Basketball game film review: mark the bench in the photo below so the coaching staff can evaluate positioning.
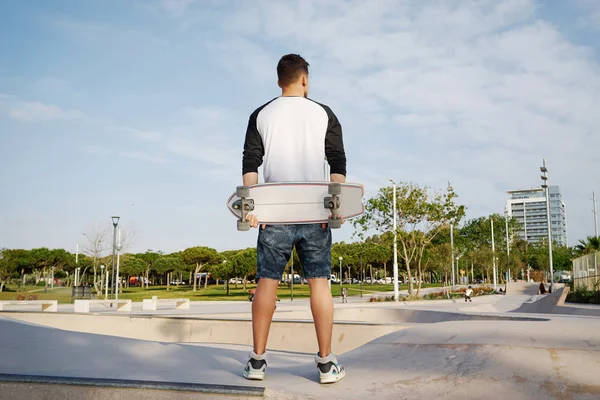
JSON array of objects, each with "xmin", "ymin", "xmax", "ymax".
[
  {"xmin": 142, "ymin": 297, "xmax": 190, "ymax": 311},
  {"xmin": 0, "ymin": 300, "xmax": 58, "ymax": 312},
  {"xmin": 73, "ymin": 299, "xmax": 132, "ymax": 313}
]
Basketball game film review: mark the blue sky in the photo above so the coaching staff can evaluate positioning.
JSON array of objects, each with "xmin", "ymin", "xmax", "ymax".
[{"xmin": 1, "ymin": 0, "xmax": 599, "ymax": 256}]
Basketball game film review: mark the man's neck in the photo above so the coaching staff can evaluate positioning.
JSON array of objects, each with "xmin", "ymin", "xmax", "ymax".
[{"xmin": 281, "ymin": 86, "xmax": 305, "ymax": 97}]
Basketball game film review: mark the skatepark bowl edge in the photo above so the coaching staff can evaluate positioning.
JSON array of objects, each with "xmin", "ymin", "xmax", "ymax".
[{"xmin": 2, "ymin": 283, "xmax": 600, "ymax": 399}]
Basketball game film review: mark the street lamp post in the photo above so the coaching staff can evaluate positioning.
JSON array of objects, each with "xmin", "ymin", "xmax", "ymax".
[
  {"xmin": 540, "ymin": 159, "xmax": 554, "ymax": 290},
  {"xmin": 105, "ymin": 269, "xmax": 109, "ymax": 299},
  {"xmin": 100, "ymin": 265, "xmax": 105, "ymax": 298},
  {"xmin": 505, "ymin": 207, "xmax": 511, "ymax": 285},
  {"xmin": 75, "ymin": 243, "xmax": 79, "ymax": 287},
  {"xmin": 110, "ymin": 216, "xmax": 120, "ymax": 302},
  {"xmin": 450, "ymin": 223, "xmax": 455, "ymax": 290},
  {"xmin": 339, "ymin": 256, "xmax": 343, "ymax": 287},
  {"xmin": 115, "ymin": 228, "xmax": 122, "ymax": 300},
  {"xmin": 393, "ymin": 184, "xmax": 399, "ymax": 302},
  {"xmin": 290, "ymin": 252, "xmax": 294, "ymax": 302},
  {"xmin": 491, "ymin": 217, "xmax": 497, "ymax": 290}
]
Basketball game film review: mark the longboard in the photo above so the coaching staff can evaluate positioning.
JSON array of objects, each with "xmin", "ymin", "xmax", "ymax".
[{"xmin": 226, "ymin": 182, "xmax": 364, "ymax": 231}]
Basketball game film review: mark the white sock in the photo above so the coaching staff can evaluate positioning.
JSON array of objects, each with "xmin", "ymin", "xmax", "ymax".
[
  {"xmin": 315, "ymin": 352, "xmax": 336, "ymax": 364},
  {"xmin": 250, "ymin": 350, "xmax": 266, "ymax": 360}
]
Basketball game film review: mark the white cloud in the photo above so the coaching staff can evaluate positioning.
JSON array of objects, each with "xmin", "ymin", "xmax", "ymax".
[
  {"xmin": 9, "ymin": 101, "xmax": 85, "ymax": 121},
  {"xmin": 192, "ymin": 0, "xmax": 600, "ymax": 244}
]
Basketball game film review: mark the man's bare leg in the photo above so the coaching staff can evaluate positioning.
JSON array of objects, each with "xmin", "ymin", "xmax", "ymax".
[
  {"xmin": 252, "ymin": 278, "xmax": 279, "ymax": 355},
  {"xmin": 307, "ymin": 277, "xmax": 334, "ymax": 357}
]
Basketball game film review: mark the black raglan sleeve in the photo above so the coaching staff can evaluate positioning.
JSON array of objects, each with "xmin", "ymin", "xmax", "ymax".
[
  {"xmin": 323, "ymin": 106, "xmax": 347, "ymax": 176},
  {"xmin": 242, "ymin": 109, "xmax": 264, "ymax": 175}
]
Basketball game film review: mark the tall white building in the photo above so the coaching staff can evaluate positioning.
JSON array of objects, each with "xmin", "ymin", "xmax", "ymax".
[{"xmin": 506, "ymin": 185, "xmax": 567, "ymax": 247}]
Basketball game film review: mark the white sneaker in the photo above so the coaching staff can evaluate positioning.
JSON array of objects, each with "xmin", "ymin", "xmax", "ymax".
[
  {"xmin": 243, "ymin": 351, "xmax": 267, "ymax": 380},
  {"xmin": 315, "ymin": 352, "xmax": 345, "ymax": 384}
]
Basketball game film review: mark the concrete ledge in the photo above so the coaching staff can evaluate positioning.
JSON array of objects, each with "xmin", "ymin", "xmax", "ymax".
[
  {"xmin": 0, "ymin": 373, "xmax": 264, "ymax": 399},
  {"xmin": 143, "ymin": 298, "xmax": 190, "ymax": 311},
  {"xmin": 74, "ymin": 299, "xmax": 132, "ymax": 313},
  {"xmin": 2, "ymin": 312, "xmax": 405, "ymax": 354},
  {"xmin": 0, "ymin": 300, "xmax": 57, "ymax": 312}
]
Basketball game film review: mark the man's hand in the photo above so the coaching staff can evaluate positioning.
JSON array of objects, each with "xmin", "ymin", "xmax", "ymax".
[{"xmin": 247, "ymin": 214, "xmax": 259, "ymax": 229}]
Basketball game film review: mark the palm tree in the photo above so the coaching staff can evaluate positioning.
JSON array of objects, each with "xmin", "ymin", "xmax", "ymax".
[{"xmin": 575, "ymin": 236, "xmax": 600, "ymax": 256}]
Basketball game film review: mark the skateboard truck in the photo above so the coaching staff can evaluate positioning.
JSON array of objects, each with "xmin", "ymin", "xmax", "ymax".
[
  {"xmin": 324, "ymin": 183, "xmax": 342, "ymax": 229},
  {"xmin": 233, "ymin": 186, "xmax": 254, "ymax": 231}
]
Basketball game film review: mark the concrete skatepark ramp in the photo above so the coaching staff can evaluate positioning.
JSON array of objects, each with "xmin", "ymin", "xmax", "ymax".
[
  {"xmin": 2, "ymin": 289, "xmax": 600, "ymax": 399},
  {"xmin": 1, "ymin": 307, "xmax": 600, "ymax": 400},
  {"xmin": 0, "ymin": 373, "xmax": 264, "ymax": 400}
]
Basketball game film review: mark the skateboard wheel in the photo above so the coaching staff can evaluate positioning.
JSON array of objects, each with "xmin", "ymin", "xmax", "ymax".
[
  {"xmin": 236, "ymin": 186, "xmax": 250, "ymax": 198},
  {"xmin": 237, "ymin": 220, "xmax": 250, "ymax": 231},
  {"xmin": 328, "ymin": 218, "xmax": 342, "ymax": 229},
  {"xmin": 328, "ymin": 183, "xmax": 341, "ymax": 195}
]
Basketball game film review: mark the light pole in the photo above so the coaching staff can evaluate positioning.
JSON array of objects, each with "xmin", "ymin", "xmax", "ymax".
[
  {"xmin": 115, "ymin": 228, "xmax": 122, "ymax": 300},
  {"xmin": 593, "ymin": 191, "xmax": 598, "ymax": 239},
  {"xmin": 540, "ymin": 159, "xmax": 554, "ymax": 290},
  {"xmin": 450, "ymin": 223, "xmax": 455, "ymax": 289},
  {"xmin": 491, "ymin": 217, "xmax": 497, "ymax": 290},
  {"xmin": 100, "ymin": 265, "xmax": 105, "ymax": 299},
  {"xmin": 393, "ymin": 184, "xmax": 399, "ymax": 302},
  {"xmin": 505, "ymin": 207, "xmax": 511, "ymax": 285},
  {"xmin": 75, "ymin": 243, "xmax": 79, "ymax": 287},
  {"xmin": 110, "ymin": 216, "xmax": 120, "ymax": 301},
  {"xmin": 448, "ymin": 181, "xmax": 455, "ymax": 290},
  {"xmin": 339, "ymin": 256, "xmax": 343, "ymax": 287},
  {"xmin": 593, "ymin": 191, "xmax": 598, "ymax": 277},
  {"xmin": 51, "ymin": 267, "xmax": 54, "ymax": 290},
  {"xmin": 290, "ymin": 251, "xmax": 294, "ymax": 302}
]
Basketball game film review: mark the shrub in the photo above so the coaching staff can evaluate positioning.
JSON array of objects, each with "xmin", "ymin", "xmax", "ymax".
[
  {"xmin": 15, "ymin": 294, "xmax": 38, "ymax": 301},
  {"xmin": 566, "ymin": 287, "xmax": 595, "ymax": 304},
  {"xmin": 369, "ymin": 295, "xmax": 398, "ymax": 302}
]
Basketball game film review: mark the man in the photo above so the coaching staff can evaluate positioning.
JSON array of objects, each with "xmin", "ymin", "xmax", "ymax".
[{"xmin": 241, "ymin": 54, "xmax": 346, "ymax": 384}]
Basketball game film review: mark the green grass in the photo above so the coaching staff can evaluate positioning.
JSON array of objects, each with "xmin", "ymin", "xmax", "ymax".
[{"xmin": 0, "ymin": 282, "xmax": 443, "ymax": 304}]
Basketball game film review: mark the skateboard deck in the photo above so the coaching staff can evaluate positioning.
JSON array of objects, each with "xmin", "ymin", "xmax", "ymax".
[{"xmin": 226, "ymin": 182, "xmax": 364, "ymax": 231}]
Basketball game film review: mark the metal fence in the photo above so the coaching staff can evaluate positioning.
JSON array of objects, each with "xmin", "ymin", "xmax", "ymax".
[{"xmin": 572, "ymin": 251, "xmax": 600, "ymax": 291}]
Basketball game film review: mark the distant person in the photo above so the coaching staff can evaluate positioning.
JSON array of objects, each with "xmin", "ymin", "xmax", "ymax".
[
  {"xmin": 538, "ymin": 282, "xmax": 546, "ymax": 294},
  {"xmin": 240, "ymin": 54, "xmax": 347, "ymax": 384},
  {"xmin": 465, "ymin": 286, "xmax": 473, "ymax": 302}
]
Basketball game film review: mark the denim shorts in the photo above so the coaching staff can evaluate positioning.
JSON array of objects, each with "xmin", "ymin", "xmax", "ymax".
[{"xmin": 256, "ymin": 224, "xmax": 332, "ymax": 281}]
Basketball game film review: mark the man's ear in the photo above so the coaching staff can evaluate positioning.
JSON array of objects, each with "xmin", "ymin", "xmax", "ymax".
[
  {"xmin": 277, "ymin": 80, "xmax": 283, "ymax": 89},
  {"xmin": 301, "ymin": 74, "xmax": 308, "ymax": 87}
]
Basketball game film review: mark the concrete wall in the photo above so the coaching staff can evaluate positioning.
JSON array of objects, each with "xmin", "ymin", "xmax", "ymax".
[
  {"xmin": 1, "ymin": 313, "xmax": 404, "ymax": 355},
  {"xmin": 513, "ymin": 286, "xmax": 565, "ymax": 314}
]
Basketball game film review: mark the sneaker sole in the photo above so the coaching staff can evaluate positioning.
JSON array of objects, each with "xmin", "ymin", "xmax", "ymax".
[
  {"xmin": 320, "ymin": 369, "xmax": 346, "ymax": 384},
  {"xmin": 243, "ymin": 372, "xmax": 265, "ymax": 381}
]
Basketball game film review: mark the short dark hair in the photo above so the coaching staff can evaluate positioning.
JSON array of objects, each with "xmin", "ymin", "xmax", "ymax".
[{"xmin": 277, "ymin": 54, "xmax": 309, "ymax": 87}]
